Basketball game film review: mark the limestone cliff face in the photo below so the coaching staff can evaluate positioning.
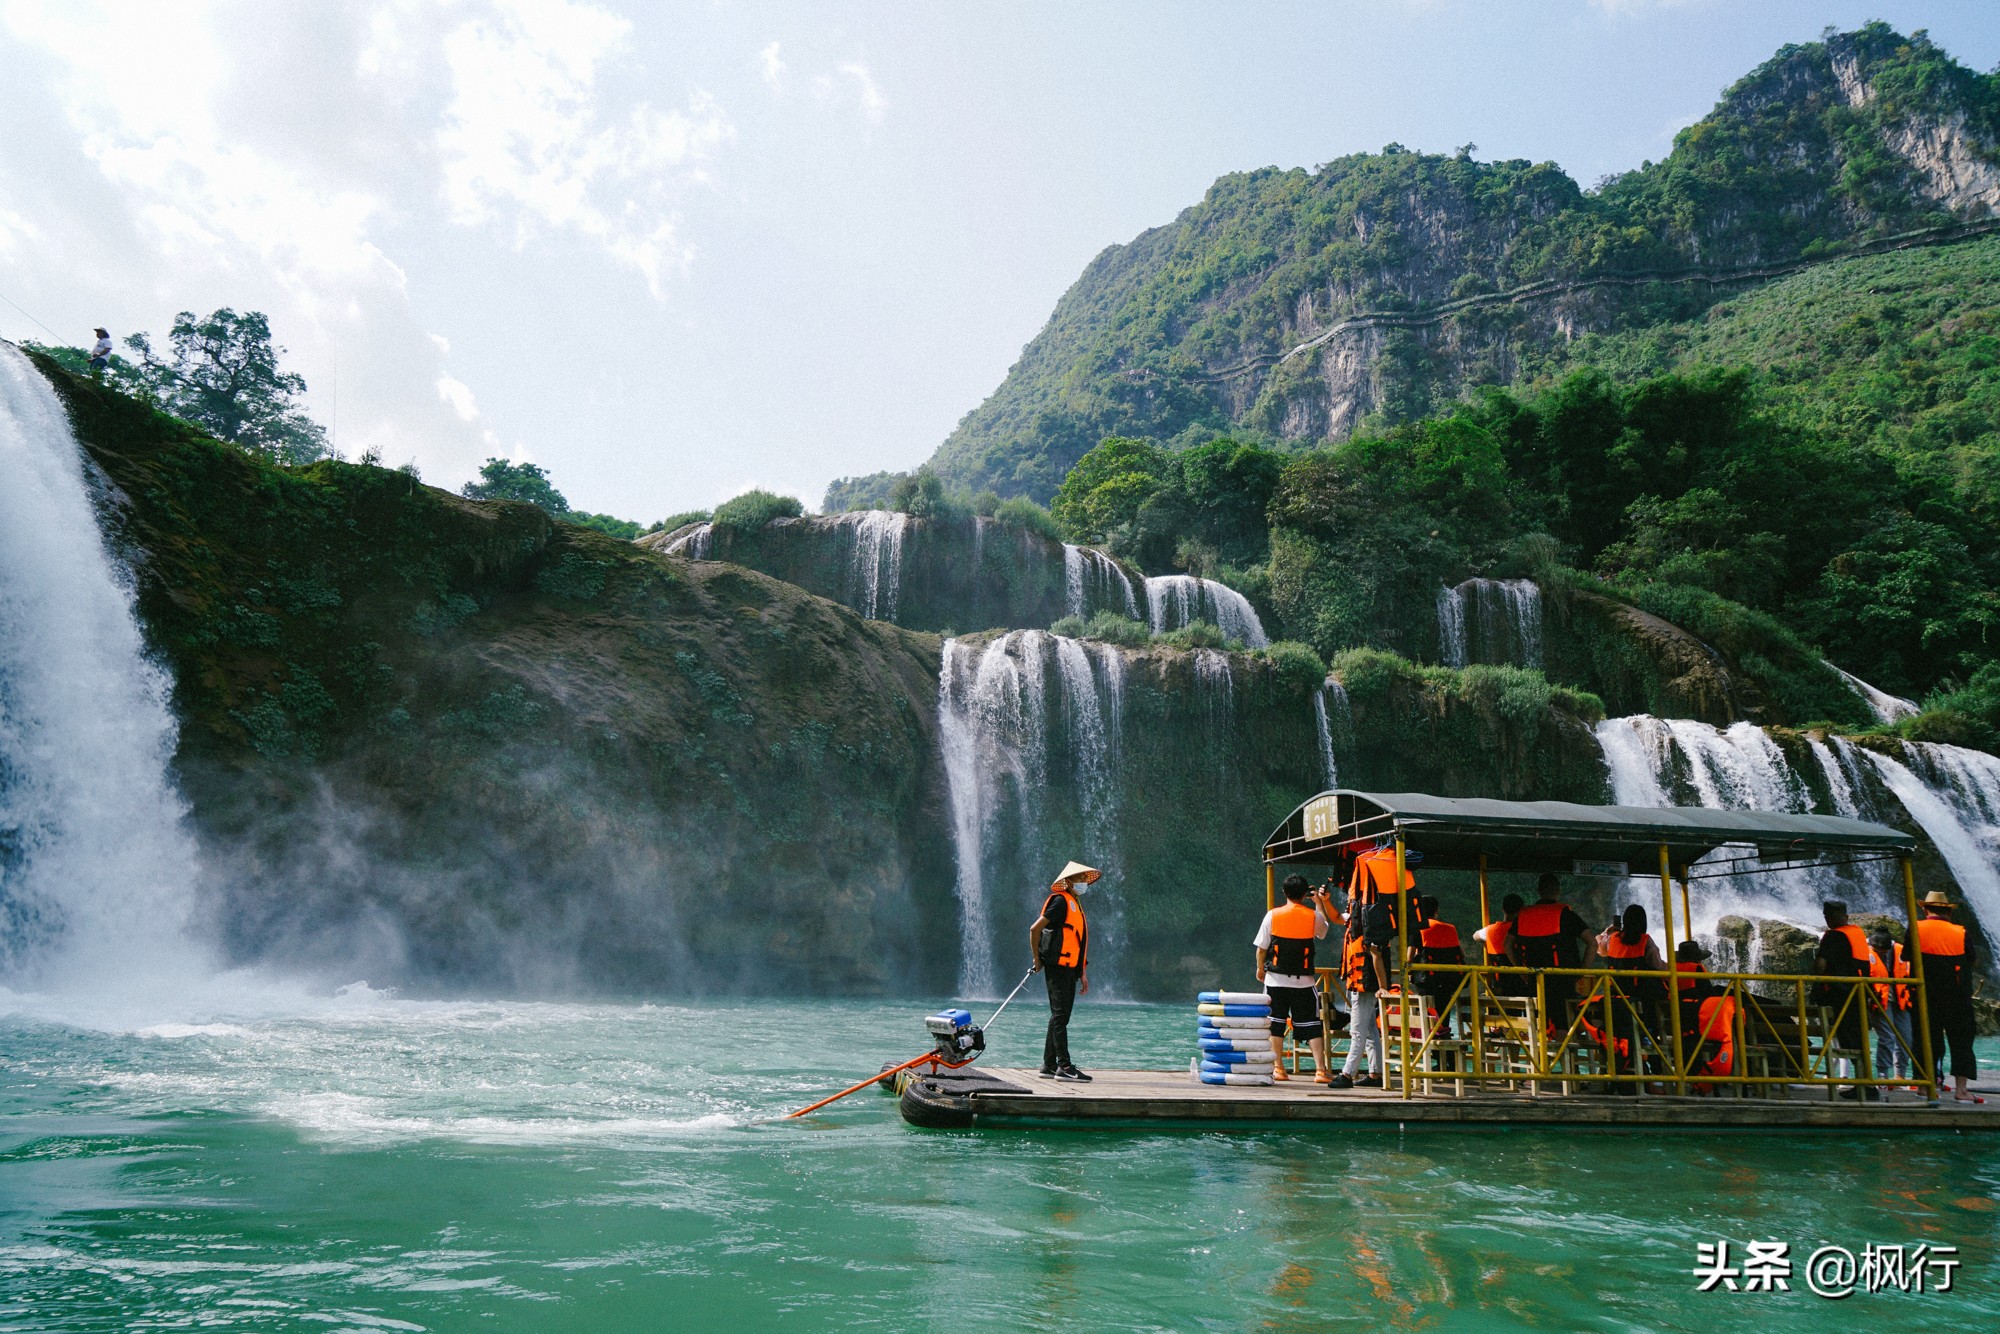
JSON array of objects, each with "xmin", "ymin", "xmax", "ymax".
[{"xmin": 929, "ymin": 25, "xmax": 2000, "ymax": 501}]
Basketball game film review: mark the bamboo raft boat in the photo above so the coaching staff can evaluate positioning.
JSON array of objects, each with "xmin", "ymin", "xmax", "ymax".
[{"xmin": 902, "ymin": 790, "xmax": 2000, "ymax": 1133}]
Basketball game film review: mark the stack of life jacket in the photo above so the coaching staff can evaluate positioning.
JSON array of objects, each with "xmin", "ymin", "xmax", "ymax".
[{"xmin": 1195, "ymin": 992, "xmax": 1273, "ymax": 1085}]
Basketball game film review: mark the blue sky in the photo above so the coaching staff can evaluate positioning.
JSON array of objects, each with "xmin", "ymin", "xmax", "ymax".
[{"xmin": 3, "ymin": 2, "xmax": 1998, "ymax": 521}]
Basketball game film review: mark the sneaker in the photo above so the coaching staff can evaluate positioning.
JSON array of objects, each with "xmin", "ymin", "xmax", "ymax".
[
  {"xmin": 1055, "ymin": 1066, "xmax": 1092, "ymax": 1082},
  {"xmin": 1327, "ymin": 1073, "xmax": 1355, "ymax": 1089},
  {"xmin": 1356, "ymin": 1073, "xmax": 1383, "ymax": 1089},
  {"xmin": 1038, "ymin": 1067, "xmax": 1059, "ymax": 1079}
]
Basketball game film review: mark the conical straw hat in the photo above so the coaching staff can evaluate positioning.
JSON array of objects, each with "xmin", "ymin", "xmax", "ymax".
[{"xmin": 1054, "ymin": 861, "xmax": 1101, "ymax": 887}]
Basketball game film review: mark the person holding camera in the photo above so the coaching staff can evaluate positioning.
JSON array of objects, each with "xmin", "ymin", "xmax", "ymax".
[{"xmin": 1254, "ymin": 874, "xmax": 1338, "ymax": 1083}]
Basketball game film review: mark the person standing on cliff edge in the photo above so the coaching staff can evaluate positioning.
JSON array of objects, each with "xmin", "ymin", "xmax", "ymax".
[{"xmin": 1029, "ymin": 861, "xmax": 1096, "ymax": 1082}]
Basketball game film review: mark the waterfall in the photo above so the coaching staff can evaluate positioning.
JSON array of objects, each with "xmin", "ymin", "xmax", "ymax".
[
  {"xmin": 1143, "ymin": 575, "xmax": 1269, "ymax": 648},
  {"xmin": 936, "ymin": 631, "xmax": 1128, "ymax": 996},
  {"xmin": 1312, "ymin": 678, "xmax": 1347, "ymax": 790},
  {"xmin": 1437, "ymin": 578, "xmax": 1542, "ymax": 668},
  {"xmin": 841, "ymin": 510, "xmax": 907, "ymax": 621},
  {"xmin": 0, "ymin": 344, "xmax": 202, "ymax": 986},
  {"xmin": 1064, "ymin": 545, "xmax": 1140, "ymax": 622},
  {"xmin": 1591, "ymin": 716, "xmax": 1888, "ymax": 931},
  {"xmin": 662, "ymin": 522, "xmax": 712, "ymax": 559},
  {"xmin": 1857, "ymin": 742, "xmax": 2000, "ymax": 936},
  {"xmin": 1825, "ymin": 661, "xmax": 1920, "ymax": 724}
]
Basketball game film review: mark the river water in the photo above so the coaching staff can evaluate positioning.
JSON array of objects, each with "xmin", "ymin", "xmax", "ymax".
[{"xmin": 1, "ymin": 990, "xmax": 1994, "ymax": 1331}]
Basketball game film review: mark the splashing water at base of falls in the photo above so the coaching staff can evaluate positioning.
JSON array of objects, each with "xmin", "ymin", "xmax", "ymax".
[
  {"xmin": 1143, "ymin": 575, "xmax": 1268, "ymax": 648},
  {"xmin": 0, "ymin": 344, "xmax": 203, "ymax": 989},
  {"xmin": 1436, "ymin": 578, "xmax": 1542, "ymax": 669}
]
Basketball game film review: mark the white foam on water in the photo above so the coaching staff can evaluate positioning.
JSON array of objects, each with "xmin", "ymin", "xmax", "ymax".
[{"xmin": 0, "ymin": 344, "xmax": 207, "ymax": 996}]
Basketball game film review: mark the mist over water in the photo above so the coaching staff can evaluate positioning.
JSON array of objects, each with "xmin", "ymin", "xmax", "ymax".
[{"xmin": 0, "ymin": 345, "xmax": 204, "ymax": 998}]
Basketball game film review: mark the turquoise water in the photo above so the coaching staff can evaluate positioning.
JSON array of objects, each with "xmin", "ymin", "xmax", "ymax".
[{"xmin": 1, "ymin": 989, "xmax": 1994, "ymax": 1331}]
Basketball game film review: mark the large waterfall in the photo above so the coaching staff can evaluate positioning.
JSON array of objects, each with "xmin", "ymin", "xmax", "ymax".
[
  {"xmin": 0, "ymin": 344, "xmax": 202, "ymax": 988},
  {"xmin": 1436, "ymin": 578, "xmax": 1542, "ymax": 669},
  {"xmin": 1144, "ymin": 575, "xmax": 1269, "ymax": 648},
  {"xmin": 1595, "ymin": 714, "xmax": 2000, "ymax": 937},
  {"xmin": 937, "ymin": 631, "xmax": 1130, "ymax": 996}
]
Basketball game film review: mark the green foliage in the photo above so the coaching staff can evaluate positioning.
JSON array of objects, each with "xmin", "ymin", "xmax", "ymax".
[
  {"xmin": 1051, "ymin": 437, "xmax": 1168, "ymax": 542},
  {"xmin": 534, "ymin": 554, "xmax": 611, "ymax": 601},
  {"xmin": 1049, "ymin": 615, "xmax": 1086, "ymax": 638},
  {"xmin": 1625, "ymin": 582, "xmax": 1863, "ymax": 724},
  {"xmin": 1256, "ymin": 639, "xmax": 1328, "ymax": 694},
  {"xmin": 822, "ymin": 470, "xmax": 904, "ymax": 512},
  {"xmin": 1904, "ymin": 662, "xmax": 2000, "ymax": 749},
  {"xmin": 710, "ymin": 489, "xmax": 803, "ymax": 538},
  {"xmin": 1052, "ymin": 434, "xmax": 1287, "ymax": 572},
  {"xmin": 889, "ymin": 469, "xmax": 966, "ymax": 520},
  {"xmin": 1082, "ymin": 610, "xmax": 1152, "ymax": 647},
  {"xmin": 462, "ymin": 459, "xmax": 570, "ymax": 515},
  {"xmin": 104, "ymin": 309, "xmax": 330, "ymax": 464},
  {"xmin": 566, "ymin": 512, "xmax": 645, "ymax": 540},
  {"xmin": 1159, "ymin": 620, "xmax": 1225, "ymax": 649},
  {"xmin": 992, "ymin": 495, "xmax": 1061, "ymax": 541},
  {"xmin": 658, "ymin": 509, "xmax": 711, "ymax": 532}
]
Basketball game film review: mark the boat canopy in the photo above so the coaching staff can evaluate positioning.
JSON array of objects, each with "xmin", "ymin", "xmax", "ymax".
[{"xmin": 1263, "ymin": 790, "xmax": 1916, "ymax": 877}]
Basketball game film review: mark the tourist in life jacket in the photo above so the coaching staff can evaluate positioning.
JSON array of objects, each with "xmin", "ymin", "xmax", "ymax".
[
  {"xmin": 1812, "ymin": 901, "xmax": 1876, "ymax": 1099},
  {"xmin": 1915, "ymin": 891, "xmax": 1982, "ymax": 1104},
  {"xmin": 1327, "ymin": 852, "xmax": 1404, "ymax": 1090},
  {"xmin": 1674, "ymin": 938, "xmax": 1715, "ymax": 1038},
  {"xmin": 1028, "ymin": 861, "xmax": 1097, "ymax": 1082},
  {"xmin": 1411, "ymin": 895, "xmax": 1465, "ymax": 1036},
  {"xmin": 1691, "ymin": 990, "xmax": 1737, "ymax": 1095},
  {"xmin": 1592, "ymin": 905, "xmax": 1666, "ymax": 1078},
  {"xmin": 1474, "ymin": 893, "xmax": 1524, "ymax": 996},
  {"xmin": 1254, "ymin": 874, "xmax": 1337, "ymax": 1084},
  {"xmin": 1506, "ymin": 874, "xmax": 1595, "ymax": 977},
  {"xmin": 1866, "ymin": 925, "xmax": 1915, "ymax": 1085}
]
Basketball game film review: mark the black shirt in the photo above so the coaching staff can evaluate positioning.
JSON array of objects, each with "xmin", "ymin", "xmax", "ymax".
[
  {"xmin": 1356, "ymin": 901, "xmax": 1397, "ymax": 992},
  {"xmin": 1815, "ymin": 928, "xmax": 1865, "ymax": 977}
]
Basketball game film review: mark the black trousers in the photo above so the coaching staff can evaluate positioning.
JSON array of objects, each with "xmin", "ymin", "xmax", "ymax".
[
  {"xmin": 1929, "ymin": 997, "xmax": 1979, "ymax": 1080},
  {"xmin": 1043, "ymin": 964, "xmax": 1080, "ymax": 1072}
]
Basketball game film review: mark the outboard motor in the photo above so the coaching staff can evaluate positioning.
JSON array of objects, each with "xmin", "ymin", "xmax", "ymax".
[{"xmin": 924, "ymin": 1008, "xmax": 985, "ymax": 1066}]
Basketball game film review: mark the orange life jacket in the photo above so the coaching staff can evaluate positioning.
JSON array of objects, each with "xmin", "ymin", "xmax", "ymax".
[
  {"xmin": 1266, "ymin": 901, "xmax": 1319, "ymax": 976},
  {"xmin": 1348, "ymin": 848, "xmax": 1414, "ymax": 905},
  {"xmin": 1513, "ymin": 901, "xmax": 1571, "ymax": 967},
  {"xmin": 1872, "ymin": 941, "xmax": 1911, "ymax": 1011},
  {"xmin": 1045, "ymin": 887, "xmax": 1087, "ymax": 968},
  {"xmin": 1341, "ymin": 932, "xmax": 1369, "ymax": 992},
  {"xmin": 1827, "ymin": 923, "xmax": 1873, "ymax": 977},
  {"xmin": 1419, "ymin": 920, "xmax": 1460, "ymax": 950},
  {"xmin": 1695, "ymin": 993, "xmax": 1737, "ymax": 1077},
  {"xmin": 1482, "ymin": 917, "xmax": 1513, "ymax": 963},
  {"xmin": 1601, "ymin": 931, "xmax": 1650, "ymax": 962},
  {"xmin": 1917, "ymin": 916, "xmax": 1969, "ymax": 994},
  {"xmin": 1675, "ymin": 959, "xmax": 1705, "ymax": 992}
]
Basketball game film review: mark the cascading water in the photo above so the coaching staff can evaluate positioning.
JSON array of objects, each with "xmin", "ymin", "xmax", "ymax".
[
  {"xmin": 1143, "ymin": 575, "xmax": 1269, "ymax": 648},
  {"xmin": 1436, "ymin": 578, "xmax": 1542, "ymax": 669},
  {"xmin": 936, "ymin": 631, "xmax": 1129, "ymax": 996},
  {"xmin": 1593, "ymin": 716, "xmax": 1892, "ymax": 931},
  {"xmin": 1312, "ymin": 678, "xmax": 1347, "ymax": 790},
  {"xmin": 0, "ymin": 343, "xmax": 203, "ymax": 988},
  {"xmin": 1062, "ymin": 545, "xmax": 1140, "ymax": 622},
  {"xmin": 841, "ymin": 511, "xmax": 907, "ymax": 621},
  {"xmin": 662, "ymin": 522, "xmax": 712, "ymax": 559},
  {"xmin": 1856, "ymin": 741, "xmax": 2000, "ymax": 935},
  {"xmin": 1825, "ymin": 661, "xmax": 1920, "ymax": 724}
]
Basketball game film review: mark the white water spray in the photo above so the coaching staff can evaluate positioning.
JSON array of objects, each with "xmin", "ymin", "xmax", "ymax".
[
  {"xmin": 1063, "ymin": 545, "xmax": 1140, "ymax": 622},
  {"xmin": 0, "ymin": 344, "xmax": 203, "ymax": 988},
  {"xmin": 1825, "ymin": 661, "xmax": 1919, "ymax": 724},
  {"xmin": 661, "ymin": 522, "xmax": 712, "ymax": 559},
  {"xmin": 1437, "ymin": 578, "xmax": 1542, "ymax": 668}
]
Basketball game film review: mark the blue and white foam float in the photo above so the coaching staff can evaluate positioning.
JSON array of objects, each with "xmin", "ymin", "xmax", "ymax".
[{"xmin": 1193, "ymin": 991, "xmax": 1274, "ymax": 1085}]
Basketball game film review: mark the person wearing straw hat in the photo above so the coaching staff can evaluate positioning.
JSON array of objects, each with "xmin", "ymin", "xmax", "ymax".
[
  {"xmin": 1029, "ymin": 861, "xmax": 1098, "ymax": 1082},
  {"xmin": 1914, "ymin": 890, "xmax": 1981, "ymax": 1103}
]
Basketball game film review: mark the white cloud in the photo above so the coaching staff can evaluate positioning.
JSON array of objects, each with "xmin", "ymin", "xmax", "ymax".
[
  {"xmin": 815, "ymin": 61, "xmax": 887, "ymax": 124},
  {"xmin": 759, "ymin": 40, "xmax": 786, "ymax": 89},
  {"xmin": 0, "ymin": 205, "xmax": 39, "ymax": 255},
  {"xmin": 437, "ymin": 374, "xmax": 480, "ymax": 422},
  {"xmin": 436, "ymin": 0, "xmax": 733, "ymax": 298}
]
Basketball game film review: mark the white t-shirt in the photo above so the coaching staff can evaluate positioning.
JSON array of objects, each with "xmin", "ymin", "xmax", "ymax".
[
  {"xmin": 91, "ymin": 336, "xmax": 112, "ymax": 358},
  {"xmin": 1252, "ymin": 904, "xmax": 1330, "ymax": 990}
]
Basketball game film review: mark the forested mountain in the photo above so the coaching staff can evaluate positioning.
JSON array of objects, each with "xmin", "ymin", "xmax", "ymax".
[{"xmin": 920, "ymin": 24, "xmax": 2000, "ymax": 501}]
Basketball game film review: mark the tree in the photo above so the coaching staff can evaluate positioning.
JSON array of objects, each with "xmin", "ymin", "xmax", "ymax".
[
  {"xmin": 123, "ymin": 309, "xmax": 330, "ymax": 465},
  {"xmin": 460, "ymin": 459, "xmax": 571, "ymax": 515}
]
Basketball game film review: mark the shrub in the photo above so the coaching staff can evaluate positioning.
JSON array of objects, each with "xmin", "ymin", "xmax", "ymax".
[
  {"xmin": 1050, "ymin": 615, "xmax": 1087, "ymax": 638},
  {"xmin": 1259, "ymin": 640, "xmax": 1329, "ymax": 693},
  {"xmin": 1083, "ymin": 610, "xmax": 1152, "ymax": 647},
  {"xmin": 1161, "ymin": 620, "xmax": 1225, "ymax": 649},
  {"xmin": 658, "ymin": 508, "xmax": 711, "ymax": 532},
  {"xmin": 993, "ymin": 495, "xmax": 1062, "ymax": 542},
  {"xmin": 711, "ymin": 489, "xmax": 803, "ymax": 538}
]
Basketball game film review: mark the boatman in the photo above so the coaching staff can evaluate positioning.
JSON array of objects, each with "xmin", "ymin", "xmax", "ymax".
[
  {"xmin": 1914, "ymin": 890, "xmax": 1981, "ymax": 1104},
  {"xmin": 1253, "ymin": 874, "xmax": 1336, "ymax": 1083},
  {"xmin": 1028, "ymin": 861, "xmax": 1097, "ymax": 1083}
]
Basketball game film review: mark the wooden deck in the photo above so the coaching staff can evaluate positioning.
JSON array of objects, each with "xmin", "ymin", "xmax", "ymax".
[{"xmin": 898, "ymin": 1066, "xmax": 2000, "ymax": 1132}]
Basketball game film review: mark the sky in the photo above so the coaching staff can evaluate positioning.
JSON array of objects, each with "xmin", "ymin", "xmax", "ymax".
[{"xmin": 4, "ymin": 2, "xmax": 2000, "ymax": 522}]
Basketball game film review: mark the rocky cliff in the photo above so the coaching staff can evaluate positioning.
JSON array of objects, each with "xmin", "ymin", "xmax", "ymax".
[{"xmin": 927, "ymin": 25, "xmax": 2000, "ymax": 500}]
